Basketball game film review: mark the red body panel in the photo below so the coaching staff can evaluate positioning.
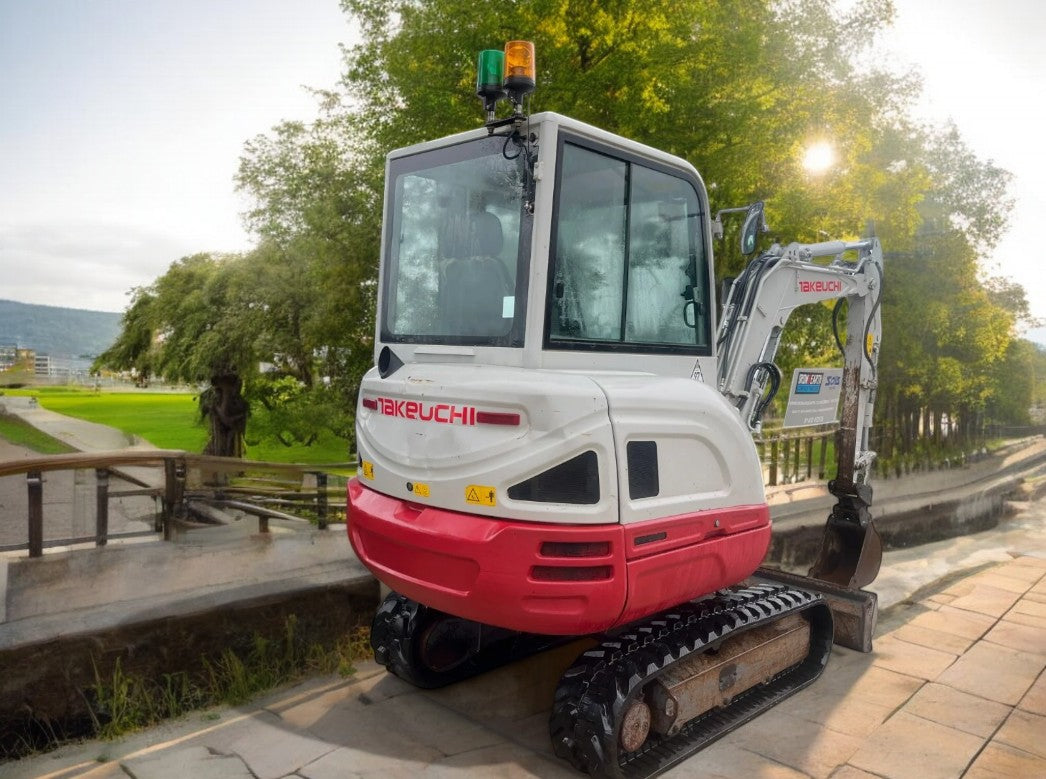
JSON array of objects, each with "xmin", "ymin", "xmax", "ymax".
[{"xmin": 347, "ymin": 478, "xmax": 771, "ymax": 635}]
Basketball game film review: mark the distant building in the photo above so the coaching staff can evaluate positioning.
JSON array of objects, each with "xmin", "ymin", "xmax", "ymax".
[
  {"xmin": 34, "ymin": 353, "xmax": 91, "ymax": 379},
  {"xmin": 0, "ymin": 343, "xmax": 16, "ymax": 370}
]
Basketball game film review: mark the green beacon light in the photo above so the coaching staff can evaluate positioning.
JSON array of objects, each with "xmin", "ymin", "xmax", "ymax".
[{"xmin": 476, "ymin": 49, "xmax": 505, "ymax": 122}]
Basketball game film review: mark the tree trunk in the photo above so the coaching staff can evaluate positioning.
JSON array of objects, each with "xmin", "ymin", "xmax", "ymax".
[{"xmin": 202, "ymin": 373, "xmax": 248, "ymax": 458}]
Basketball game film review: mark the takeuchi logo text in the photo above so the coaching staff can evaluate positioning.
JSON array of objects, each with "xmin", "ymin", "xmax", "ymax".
[
  {"xmin": 374, "ymin": 397, "xmax": 477, "ymax": 425},
  {"xmin": 799, "ymin": 279, "xmax": 843, "ymax": 293}
]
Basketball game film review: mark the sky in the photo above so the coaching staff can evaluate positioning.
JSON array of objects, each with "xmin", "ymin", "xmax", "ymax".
[
  {"xmin": 876, "ymin": 0, "xmax": 1046, "ymax": 342},
  {"xmin": 0, "ymin": 0, "xmax": 350, "ymax": 312},
  {"xmin": 2, "ymin": 2, "xmax": 1046, "ymax": 338}
]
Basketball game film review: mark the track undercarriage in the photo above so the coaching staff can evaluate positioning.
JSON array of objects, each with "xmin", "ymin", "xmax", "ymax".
[{"xmin": 371, "ymin": 583, "xmax": 834, "ymax": 778}]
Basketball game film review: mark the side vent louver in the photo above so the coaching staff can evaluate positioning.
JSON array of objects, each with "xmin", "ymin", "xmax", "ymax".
[
  {"xmin": 508, "ymin": 451, "xmax": 599, "ymax": 504},
  {"xmin": 627, "ymin": 441, "xmax": 659, "ymax": 499}
]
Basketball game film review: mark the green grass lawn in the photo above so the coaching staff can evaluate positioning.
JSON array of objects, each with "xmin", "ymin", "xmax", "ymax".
[
  {"xmin": 0, "ymin": 412, "xmax": 76, "ymax": 454},
  {"xmin": 1, "ymin": 387, "xmax": 351, "ymax": 465}
]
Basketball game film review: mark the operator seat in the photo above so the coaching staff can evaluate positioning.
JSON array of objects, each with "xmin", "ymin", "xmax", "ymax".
[{"xmin": 440, "ymin": 211, "xmax": 514, "ymax": 337}]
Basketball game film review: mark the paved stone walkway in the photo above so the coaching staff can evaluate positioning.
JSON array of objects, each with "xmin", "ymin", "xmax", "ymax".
[{"xmin": 9, "ymin": 553, "xmax": 1044, "ymax": 779}]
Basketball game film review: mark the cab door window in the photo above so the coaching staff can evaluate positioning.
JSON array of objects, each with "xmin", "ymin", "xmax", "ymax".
[{"xmin": 547, "ymin": 139, "xmax": 710, "ymax": 353}]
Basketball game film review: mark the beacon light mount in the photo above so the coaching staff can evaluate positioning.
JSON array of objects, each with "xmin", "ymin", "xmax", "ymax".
[{"xmin": 476, "ymin": 41, "xmax": 535, "ymax": 128}]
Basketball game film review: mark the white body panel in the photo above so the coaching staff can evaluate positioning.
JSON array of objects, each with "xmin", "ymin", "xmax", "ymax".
[
  {"xmin": 357, "ymin": 364, "xmax": 618, "ymax": 523},
  {"xmin": 594, "ymin": 375, "xmax": 765, "ymax": 523},
  {"xmin": 357, "ymin": 363, "xmax": 764, "ymax": 525}
]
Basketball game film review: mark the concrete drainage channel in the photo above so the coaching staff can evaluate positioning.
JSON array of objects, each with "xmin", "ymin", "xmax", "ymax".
[
  {"xmin": 767, "ymin": 437, "xmax": 1046, "ymax": 572},
  {"xmin": 1, "ymin": 437, "xmax": 1044, "ymax": 760}
]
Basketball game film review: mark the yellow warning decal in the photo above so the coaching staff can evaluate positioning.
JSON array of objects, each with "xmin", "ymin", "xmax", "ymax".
[
  {"xmin": 408, "ymin": 482, "xmax": 430, "ymax": 498},
  {"xmin": 465, "ymin": 484, "xmax": 497, "ymax": 507},
  {"xmin": 866, "ymin": 332, "xmax": 876, "ymax": 355},
  {"xmin": 361, "ymin": 461, "xmax": 375, "ymax": 480}
]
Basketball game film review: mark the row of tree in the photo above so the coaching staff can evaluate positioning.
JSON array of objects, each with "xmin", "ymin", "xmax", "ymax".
[{"xmin": 97, "ymin": 0, "xmax": 1037, "ymax": 457}]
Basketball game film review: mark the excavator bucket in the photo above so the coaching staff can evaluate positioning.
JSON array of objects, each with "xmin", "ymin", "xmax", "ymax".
[{"xmin": 808, "ymin": 491, "xmax": 882, "ymax": 590}]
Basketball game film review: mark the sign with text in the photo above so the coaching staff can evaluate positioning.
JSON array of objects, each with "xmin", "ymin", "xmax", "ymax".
[{"xmin": 783, "ymin": 368, "xmax": 843, "ymax": 428}]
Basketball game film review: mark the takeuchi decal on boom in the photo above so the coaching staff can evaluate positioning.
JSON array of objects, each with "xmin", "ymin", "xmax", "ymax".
[{"xmin": 799, "ymin": 279, "xmax": 843, "ymax": 293}]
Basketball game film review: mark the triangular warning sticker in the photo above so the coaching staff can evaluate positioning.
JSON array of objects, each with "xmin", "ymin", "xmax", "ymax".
[{"xmin": 465, "ymin": 484, "xmax": 496, "ymax": 506}]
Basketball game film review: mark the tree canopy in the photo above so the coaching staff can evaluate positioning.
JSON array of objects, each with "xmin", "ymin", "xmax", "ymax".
[{"xmin": 98, "ymin": 0, "xmax": 1031, "ymax": 460}]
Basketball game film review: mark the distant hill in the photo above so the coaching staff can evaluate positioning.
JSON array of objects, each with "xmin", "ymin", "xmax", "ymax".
[{"xmin": 0, "ymin": 299, "xmax": 121, "ymax": 358}]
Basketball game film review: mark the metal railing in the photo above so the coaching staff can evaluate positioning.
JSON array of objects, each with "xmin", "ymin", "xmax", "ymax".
[
  {"xmin": 0, "ymin": 450, "xmax": 353, "ymax": 558},
  {"xmin": 756, "ymin": 428, "xmax": 835, "ymax": 487}
]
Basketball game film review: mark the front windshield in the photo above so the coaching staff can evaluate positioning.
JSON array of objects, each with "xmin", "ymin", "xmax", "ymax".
[{"xmin": 381, "ymin": 135, "xmax": 530, "ymax": 346}]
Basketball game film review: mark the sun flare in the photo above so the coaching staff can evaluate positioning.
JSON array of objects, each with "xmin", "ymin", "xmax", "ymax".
[{"xmin": 802, "ymin": 141, "xmax": 836, "ymax": 175}]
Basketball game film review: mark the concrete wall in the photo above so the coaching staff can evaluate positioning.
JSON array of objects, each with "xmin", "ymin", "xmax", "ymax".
[{"xmin": 2, "ymin": 523, "xmax": 358, "ymax": 634}]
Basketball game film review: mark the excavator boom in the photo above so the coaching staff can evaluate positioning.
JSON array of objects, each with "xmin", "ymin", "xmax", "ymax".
[{"xmin": 717, "ymin": 234, "xmax": 884, "ymax": 595}]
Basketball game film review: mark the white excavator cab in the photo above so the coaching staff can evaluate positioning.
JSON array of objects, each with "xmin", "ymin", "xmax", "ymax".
[{"xmin": 375, "ymin": 112, "xmax": 717, "ymax": 379}]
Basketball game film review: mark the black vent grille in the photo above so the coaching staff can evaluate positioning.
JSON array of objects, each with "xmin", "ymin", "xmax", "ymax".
[
  {"xmin": 627, "ymin": 441, "xmax": 659, "ymax": 499},
  {"xmin": 508, "ymin": 451, "xmax": 599, "ymax": 504}
]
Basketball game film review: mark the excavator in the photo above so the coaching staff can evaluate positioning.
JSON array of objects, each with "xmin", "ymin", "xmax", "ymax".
[{"xmin": 347, "ymin": 41, "xmax": 884, "ymax": 778}]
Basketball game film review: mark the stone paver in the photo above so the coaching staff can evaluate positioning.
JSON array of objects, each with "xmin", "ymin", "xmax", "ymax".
[
  {"xmin": 774, "ymin": 664, "xmax": 920, "ymax": 739},
  {"xmin": 1004, "ymin": 607, "xmax": 1046, "ymax": 630},
  {"xmin": 665, "ymin": 740, "xmax": 808, "ymax": 779},
  {"xmin": 181, "ymin": 710, "xmax": 338, "ymax": 779},
  {"xmin": 849, "ymin": 710, "xmax": 984, "ymax": 779},
  {"xmin": 1012, "ymin": 597, "xmax": 1046, "ymax": 618},
  {"xmin": 935, "ymin": 641, "xmax": 1045, "ymax": 706},
  {"xmin": 970, "ymin": 570, "xmax": 1034, "ymax": 593},
  {"xmin": 907, "ymin": 605, "xmax": 994, "ymax": 641},
  {"xmin": 1018, "ymin": 671, "xmax": 1046, "ymax": 715},
  {"xmin": 993, "ymin": 708, "xmax": 1046, "ymax": 760},
  {"xmin": 828, "ymin": 768, "xmax": 881, "ymax": 779},
  {"xmin": 947, "ymin": 583, "xmax": 1023, "ymax": 617},
  {"xmin": 902, "ymin": 683, "xmax": 1010, "ymax": 738},
  {"xmin": 984, "ymin": 616, "xmax": 1046, "ymax": 654},
  {"xmin": 889, "ymin": 621, "xmax": 977, "ymax": 655},
  {"xmin": 123, "ymin": 745, "xmax": 256, "ymax": 779},
  {"xmin": 727, "ymin": 712, "xmax": 864, "ymax": 779},
  {"xmin": 868, "ymin": 632, "xmax": 957, "ymax": 681},
  {"xmin": 965, "ymin": 742, "xmax": 1046, "ymax": 779}
]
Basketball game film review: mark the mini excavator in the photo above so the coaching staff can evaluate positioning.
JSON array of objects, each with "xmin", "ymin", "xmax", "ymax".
[{"xmin": 347, "ymin": 41, "xmax": 884, "ymax": 778}]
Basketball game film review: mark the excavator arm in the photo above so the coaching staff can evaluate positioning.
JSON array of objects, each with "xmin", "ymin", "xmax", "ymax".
[{"xmin": 716, "ymin": 231, "xmax": 885, "ymax": 597}]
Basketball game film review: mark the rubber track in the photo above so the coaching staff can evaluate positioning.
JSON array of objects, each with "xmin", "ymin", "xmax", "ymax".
[
  {"xmin": 549, "ymin": 583, "xmax": 834, "ymax": 778},
  {"xmin": 371, "ymin": 592, "xmax": 566, "ymax": 689}
]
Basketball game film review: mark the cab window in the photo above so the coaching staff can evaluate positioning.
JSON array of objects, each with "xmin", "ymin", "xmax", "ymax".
[{"xmin": 547, "ymin": 138, "xmax": 710, "ymax": 353}]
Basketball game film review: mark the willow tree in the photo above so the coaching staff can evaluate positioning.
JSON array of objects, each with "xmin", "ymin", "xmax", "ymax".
[{"xmin": 96, "ymin": 254, "xmax": 258, "ymax": 457}]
